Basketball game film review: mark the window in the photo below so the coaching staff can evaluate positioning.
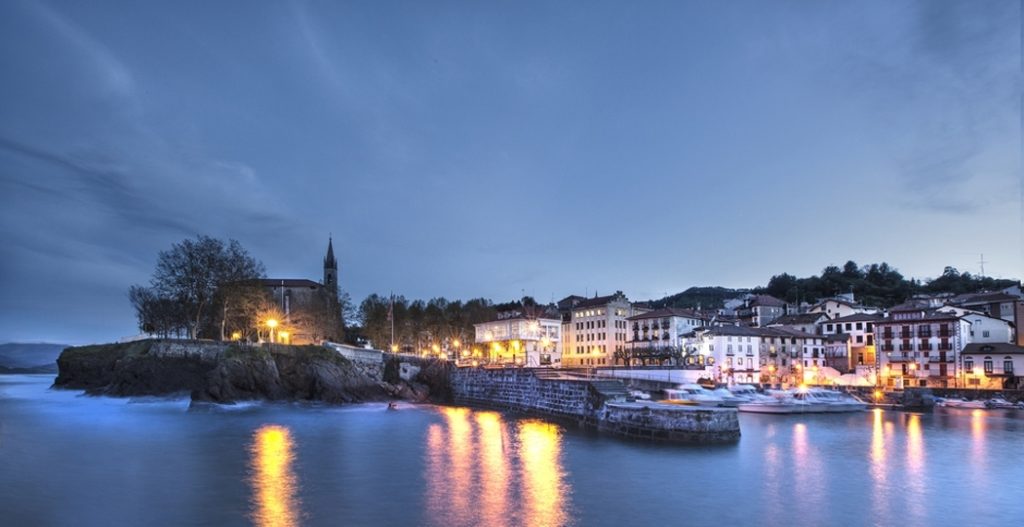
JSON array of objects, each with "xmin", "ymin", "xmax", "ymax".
[
  {"xmin": 965, "ymin": 359, "xmax": 974, "ymax": 371},
  {"xmin": 856, "ymin": 335, "xmax": 863, "ymax": 344},
  {"xmin": 1005, "ymin": 358, "xmax": 1014, "ymax": 374},
  {"xmin": 984, "ymin": 357, "xmax": 993, "ymax": 374},
  {"xmin": 845, "ymin": 323, "xmax": 852, "ymax": 331},
  {"xmin": 826, "ymin": 324, "xmax": 834, "ymax": 332},
  {"xmin": 856, "ymin": 322, "xmax": 863, "ymax": 330},
  {"xmin": 983, "ymin": 330, "xmax": 990, "ymax": 338}
]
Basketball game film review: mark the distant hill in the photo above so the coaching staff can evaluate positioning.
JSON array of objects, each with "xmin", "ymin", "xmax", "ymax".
[
  {"xmin": 646, "ymin": 287, "xmax": 749, "ymax": 310},
  {"xmin": 0, "ymin": 343, "xmax": 67, "ymax": 374}
]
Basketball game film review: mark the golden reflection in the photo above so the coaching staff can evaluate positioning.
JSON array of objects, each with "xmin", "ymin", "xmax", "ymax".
[
  {"xmin": 870, "ymin": 409, "xmax": 886, "ymax": 480},
  {"xmin": 477, "ymin": 412, "xmax": 510, "ymax": 527},
  {"xmin": 249, "ymin": 425, "xmax": 300, "ymax": 527},
  {"xmin": 519, "ymin": 420, "xmax": 568, "ymax": 527},
  {"xmin": 904, "ymin": 414, "xmax": 925, "ymax": 522},
  {"xmin": 970, "ymin": 409, "xmax": 986, "ymax": 465}
]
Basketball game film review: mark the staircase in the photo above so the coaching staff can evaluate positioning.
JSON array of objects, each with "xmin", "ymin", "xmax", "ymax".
[{"xmin": 588, "ymin": 379, "xmax": 631, "ymax": 402}]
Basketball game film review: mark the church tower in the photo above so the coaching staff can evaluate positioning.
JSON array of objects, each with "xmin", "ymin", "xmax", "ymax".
[{"xmin": 323, "ymin": 237, "xmax": 338, "ymax": 295}]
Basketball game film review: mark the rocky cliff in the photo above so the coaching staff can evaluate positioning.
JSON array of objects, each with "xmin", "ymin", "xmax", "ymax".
[{"xmin": 54, "ymin": 340, "xmax": 424, "ymax": 404}]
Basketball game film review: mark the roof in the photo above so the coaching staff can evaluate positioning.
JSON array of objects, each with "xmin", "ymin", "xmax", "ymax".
[
  {"xmin": 259, "ymin": 278, "xmax": 322, "ymax": 288},
  {"xmin": 827, "ymin": 313, "xmax": 884, "ymax": 324},
  {"xmin": 768, "ymin": 313, "xmax": 827, "ymax": 326},
  {"xmin": 875, "ymin": 309, "xmax": 960, "ymax": 324},
  {"xmin": 324, "ymin": 237, "xmax": 336, "ymax": 268},
  {"xmin": 809, "ymin": 297, "xmax": 860, "ymax": 310},
  {"xmin": 962, "ymin": 342, "xmax": 1024, "ymax": 355},
  {"xmin": 749, "ymin": 295, "xmax": 785, "ymax": 307},
  {"xmin": 952, "ymin": 292, "xmax": 1020, "ymax": 305},
  {"xmin": 627, "ymin": 307, "xmax": 711, "ymax": 321},
  {"xmin": 573, "ymin": 294, "xmax": 626, "ymax": 309},
  {"xmin": 887, "ymin": 299, "xmax": 934, "ymax": 312}
]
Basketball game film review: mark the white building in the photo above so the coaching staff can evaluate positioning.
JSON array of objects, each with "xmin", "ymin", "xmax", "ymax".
[
  {"xmin": 626, "ymin": 307, "xmax": 710, "ymax": 351},
  {"xmin": 820, "ymin": 312, "xmax": 883, "ymax": 371},
  {"xmin": 473, "ymin": 314, "xmax": 562, "ymax": 367},
  {"xmin": 560, "ymin": 292, "xmax": 642, "ymax": 367},
  {"xmin": 807, "ymin": 297, "xmax": 878, "ymax": 319},
  {"xmin": 961, "ymin": 342, "xmax": 1024, "ymax": 389},
  {"xmin": 875, "ymin": 302, "xmax": 969, "ymax": 389},
  {"xmin": 681, "ymin": 325, "xmax": 764, "ymax": 384},
  {"xmin": 735, "ymin": 295, "xmax": 787, "ymax": 327},
  {"xmin": 760, "ymin": 327, "xmax": 829, "ymax": 384},
  {"xmin": 767, "ymin": 313, "xmax": 829, "ymax": 334}
]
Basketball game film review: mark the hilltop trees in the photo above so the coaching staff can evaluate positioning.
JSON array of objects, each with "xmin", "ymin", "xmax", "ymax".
[
  {"xmin": 129, "ymin": 235, "xmax": 266, "ymax": 339},
  {"xmin": 355, "ymin": 295, "xmax": 501, "ymax": 352}
]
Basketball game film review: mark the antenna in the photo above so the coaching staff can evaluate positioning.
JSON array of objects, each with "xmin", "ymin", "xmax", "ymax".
[{"xmin": 979, "ymin": 253, "xmax": 988, "ymax": 277}]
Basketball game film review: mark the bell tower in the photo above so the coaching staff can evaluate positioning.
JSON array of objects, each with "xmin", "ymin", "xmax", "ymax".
[{"xmin": 323, "ymin": 236, "xmax": 338, "ymax": 295}]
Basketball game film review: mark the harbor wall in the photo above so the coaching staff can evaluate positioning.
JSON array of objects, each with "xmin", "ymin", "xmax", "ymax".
[{"xmin": 450, "ymin": 368, "xmax": 740, "ymax": 443}]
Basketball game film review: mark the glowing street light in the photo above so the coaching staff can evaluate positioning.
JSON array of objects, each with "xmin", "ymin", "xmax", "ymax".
[
  {"xmin": 278, "ymin": 331, "xmax": 290, "ymax": 344},
  {"xmin": 266, "ymin": 319, "xmax": 278, "ymax": 343},
  {"xmin": 391, "ymin": 344, "xmax": 399, "ymax": 353},
  {"xmin": 231, "ymin": 331, "xmax": 242, "ymax": 341}
]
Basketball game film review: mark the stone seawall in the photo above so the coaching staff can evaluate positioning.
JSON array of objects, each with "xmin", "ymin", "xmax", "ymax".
[{"xmin": 450, "ymin": 368, "xmax": 740, "ymax": 443}]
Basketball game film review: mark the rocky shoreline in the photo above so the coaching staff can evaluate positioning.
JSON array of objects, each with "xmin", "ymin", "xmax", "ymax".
[{"xmin": 54, "ymin": 340, "xmax": 451, "ymax": 405}]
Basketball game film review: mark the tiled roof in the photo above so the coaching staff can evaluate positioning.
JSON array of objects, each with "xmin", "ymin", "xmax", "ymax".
[
  {"xmin": 827, "ymin": 313, "xmax": 884, "ymax": 323},
  {"xmin": 573, "ymin": 294, "xmax": 625, "ymax": 309},
  {"xmin": 768, "ymin": 313, "xmax": 827, "ymax": 326},
  {"xmin": 962, "ymin": 342, "xmax": 1024, "ymax": 355},
  {"xmin": 627, "ymin": 307, "xmax": 711, "ymax": 321},
  {"xmin": 749, "ymin": 295, "xmax": 785, "ymax": 307},
  {"xmin": 952, "ymin": 292, "xmax": 1020, "ymax": 305}
]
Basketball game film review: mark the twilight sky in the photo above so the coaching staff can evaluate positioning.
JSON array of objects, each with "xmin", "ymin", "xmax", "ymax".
[{"xmin": 0, "ymin": 0, "xmax": 1020, "ymax": 344}]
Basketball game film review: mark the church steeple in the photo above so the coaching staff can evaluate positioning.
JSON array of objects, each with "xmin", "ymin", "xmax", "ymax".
[{"xmin": 323, "ymin": 237, "xmax": 338, "ymax": 292}]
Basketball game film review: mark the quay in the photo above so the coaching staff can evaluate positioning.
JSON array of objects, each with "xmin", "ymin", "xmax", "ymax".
[{"xmin": 449, "ymin": 367, "xmax": 740, "ymax": 443}]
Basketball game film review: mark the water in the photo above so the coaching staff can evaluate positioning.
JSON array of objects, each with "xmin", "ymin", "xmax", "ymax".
[{"xmin": 1, "ymin": 375, "xmax": 1022, "ymax": 527}]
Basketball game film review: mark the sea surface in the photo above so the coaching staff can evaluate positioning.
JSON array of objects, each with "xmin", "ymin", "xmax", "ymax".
[{"xmin": 1, "ymin": 374, "xmax": 1022, "ymax": 527}]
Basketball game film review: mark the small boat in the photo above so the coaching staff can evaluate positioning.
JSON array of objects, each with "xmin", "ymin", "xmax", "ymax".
[
  {"xmin": 728, "ymin": 384, "xmax": 776, "ymax": 403},
  {"xmin": 629, "ymin": 390, "xmax": 651, "ymax": 401},
  {"xmin": 663, "ymin": 384, "xmax": 726, "ymax": 407},
  {"xmin": 738, "ymin": 387, "xmax": 865, "ymax": 414},
  {"xmin": 737, "ymin": 398, "xmax": 813, "ymax": 414},
  {"xmin": 387, "ymin": 402, "xmax": 398, "ymax": 411},
  {"xmin": 985, "ymin": 398, "xmax": 1015, "ymax": 409},
  {"xmin": 939, "ymin": 398, "xmax": 987, "ymax": 409}
]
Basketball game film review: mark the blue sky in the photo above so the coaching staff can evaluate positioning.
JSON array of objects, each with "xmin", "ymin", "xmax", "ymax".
[{"xmin": 0, "ymin": 0, "xmax": 1020, "ymax": 344}]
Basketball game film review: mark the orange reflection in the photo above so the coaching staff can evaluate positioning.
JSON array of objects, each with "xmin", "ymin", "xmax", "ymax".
[
  {"xmin": 249, "ymin": 425, "xmax": 300, "ymax": 527},
  {"xmin": 519, "ymin": 421, "xmax": 568, "ymax": 527},
  {"xmin": 477, "ymin": 412, "xmax": 510, "ymax": 527},
  {"xmin": 904, "ymin": 414, "xmax": 925, "ymax": 522},
  {"xmin": 970, "ymin": 409, "xmax": 986, "ymax": 474},
  {"xmin": 870, "ymin": 409, "xmax": 886, "ymax": 480}
]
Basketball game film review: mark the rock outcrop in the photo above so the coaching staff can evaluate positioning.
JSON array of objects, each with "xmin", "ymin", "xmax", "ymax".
[{"xmin": 54, "ymin": 340, "xmax": 425, "ymax": 404}]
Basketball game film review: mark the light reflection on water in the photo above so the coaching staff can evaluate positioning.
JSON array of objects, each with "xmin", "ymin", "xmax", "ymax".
[
  {"xmin": 424, "ymin": 407, "xmax": 570, "ymax": 527},
  {"xmin": 249, "ymin": 425, "xmax": 301, "ymax": 527},
  {"xmin": 5, "ymin": 376, "xmax": 1024, "ymax": 527}
]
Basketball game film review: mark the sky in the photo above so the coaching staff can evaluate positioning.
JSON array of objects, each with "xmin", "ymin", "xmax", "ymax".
[{"xmin": 0, "ymin": 0, "xmax": 1020, "ymax": 344}]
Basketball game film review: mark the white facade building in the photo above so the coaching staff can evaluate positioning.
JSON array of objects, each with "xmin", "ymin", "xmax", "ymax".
[
  {"xmin": 681, "ymin": 326, "xmax": 764, "ymax": 384},
  {"xmin": 473, "ymin": 315, "xmax": 562, "ymax": 367},
  {"xmin": 561, "ymin": 293, "xmax": 641, "ymax": 367}
]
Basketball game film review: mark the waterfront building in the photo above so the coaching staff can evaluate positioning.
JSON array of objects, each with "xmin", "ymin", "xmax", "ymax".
[
  {"xmin": 627, "ymin": 307, "xmax": 710, "ymax": 349},
  {"xmin": 820, "ymin": 312, "xmax": 883, "ymax": 371},
  {"xmin": 680, "ymin": 325, "xmax": 764, "ymax": 384},
  {"xmin": 560, "ymin": 292, "xmax": 644, "ymax": 367},
  {"xmin": 875, "ymin": 302, "xmax": 967, "ymax": 389},
  {"xmin": 947, "ymin": 291, "xmax": 1024, "ymax": 345},
  {"xmin": 961, "ymin": 342, "xmax": 1024, "ymax": 389},
  {"xmin": 473, "ymin": 313, "xmax": 562, "ymax": 367},
  {"xmin": 758, "ymin": 327, "xmax": 829, "ymax": 384}
]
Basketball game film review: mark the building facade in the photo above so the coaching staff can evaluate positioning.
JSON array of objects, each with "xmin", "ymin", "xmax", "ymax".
[
  {"xmin": 473, "ymin": 314, "xmax": 562, "ymax": 367},
  {"xmin": 561, "ymin": 292, "xmax": 641, "ymax": 367},
  {"xmin": 961, "ymin": 342, "xmax": 1024, "ymax": 390}
]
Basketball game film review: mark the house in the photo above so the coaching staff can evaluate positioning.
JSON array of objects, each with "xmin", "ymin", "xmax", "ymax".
[
  {"xmin": 560, "ymin": 292, "xmax": 644, "ymax": 367},
  {"xmin": 627, "ymin": 307, "xmax": 711, "ymax": 349},
  {"xmin": 807, "ymin": 296, "xmax": 878, "ymax": 319},
  {"xmin": 759, "ymin": 327, "xmax": 830, "ymax": 383},
  {"xmin": 473, "ymin": 314, "xmax": 562, "ymax": 367},
  {"xmin": 734, "ymin": 295, "xmax": 787, "ymax": 327},
  {"xmin": 820, "ymin": 313, "xmax": 883, "ymax": 371},
  {"xmin": 961, "ymin": 342, "xmax": 1024, "ymax": 389},
  {"xmin": 680, "ymin": 325, "xmax": 764, "ymax": 385},
  {"xmin": 875, "ymin": 303, "xmax": 967, "ymax": 389},
  {"xmin": 947, "ymin": 291, "xmax": 1024, "ymax": 346}
]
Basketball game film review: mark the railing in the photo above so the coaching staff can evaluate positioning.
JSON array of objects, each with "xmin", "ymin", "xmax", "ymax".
[
  {"xmin": 927, "ymin": 356, "xmax": 952, "ymax": 363},
  {"xmin": 887, "ymin": 353, "xmax": 914, "ymax": 361}
]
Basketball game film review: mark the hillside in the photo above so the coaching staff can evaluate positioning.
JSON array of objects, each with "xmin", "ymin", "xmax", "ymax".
[{"xmin": 0, "ymin": 343, "xmax": 67, "ymax": 373}]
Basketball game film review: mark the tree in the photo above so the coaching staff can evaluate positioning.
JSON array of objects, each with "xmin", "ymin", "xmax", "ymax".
[
  {"xmin": 128, "ymin": 285, "xmax": 187, "ymax": 337},
  {"xmin": 135, "ymin": 235, "xmax": 265, "ymax": 339}
]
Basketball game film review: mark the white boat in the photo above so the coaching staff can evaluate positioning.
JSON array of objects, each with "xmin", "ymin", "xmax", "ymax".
[
  {"xmin": 629, "ymin": 390, "xmax": 651, "ymax": 401},
  {"xmin": 738, "ymin": 387, "xmax": 865, "ymax": 414},
  {"xmin": 939, "ymin": 398, "xmax": 987, "ymax": 409},
  {"xmin": 985, "ymin": 398, "xmax": 1015, "ymax": 409},
  {"xmin": 737, "ymin": 398, "xmax": 813, "ymax": 414},
  {"xmin": 709, "ymin": 388, "xmax": 744, "ymax": 407},
  {"xmin": 662, "ymin": 384, "xmax": 726, "ymax": 406},
  {"xmin": 727, "ymin": 384, "xmax": 776, "ymax": 403}
]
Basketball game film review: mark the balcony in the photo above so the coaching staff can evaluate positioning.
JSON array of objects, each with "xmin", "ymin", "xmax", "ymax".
[
  {"xmin": 899, "ymin": 331, "xmax": 913, "ymax": 339},
  {"xmin": 927, "ymin": 355, "xmax": 953, "ymax": 363},
  {"xmin": 886, "ymin": 353, "xmax": 914, "ymax": 361}
]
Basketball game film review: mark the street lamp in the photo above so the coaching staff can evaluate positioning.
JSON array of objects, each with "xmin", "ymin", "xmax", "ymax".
[{"xmin": 266, "ymin": 319, "xmax": 278, "ymax": 344}]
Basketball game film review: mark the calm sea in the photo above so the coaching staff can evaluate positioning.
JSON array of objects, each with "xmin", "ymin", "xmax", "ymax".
[{"xmin": 1, "ymin": 374, "xmax": 1021, "ymax": 527}]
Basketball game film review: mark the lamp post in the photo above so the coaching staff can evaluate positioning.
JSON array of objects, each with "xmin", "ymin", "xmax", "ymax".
[{"xmin": 266, "ymin": 319, "xmax": 278, "ymax": 344}]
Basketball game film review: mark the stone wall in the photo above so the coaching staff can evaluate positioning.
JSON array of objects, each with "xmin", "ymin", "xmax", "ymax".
[
  {"xmin": 450, "ymin": 368, "xmax": 740, "ymax": 443},
  {"xmin": 599, "ymin": 403, "xmax": 740, "ymax": 443}
]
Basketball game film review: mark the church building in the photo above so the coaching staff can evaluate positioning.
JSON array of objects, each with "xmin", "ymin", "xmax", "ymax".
[{"xmin": 258, "ymin": 238, "xmax": 342, "ymax": 344}]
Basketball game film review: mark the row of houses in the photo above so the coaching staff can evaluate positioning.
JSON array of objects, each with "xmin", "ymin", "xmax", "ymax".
[{"xmin": 471, "ymin": 287, "xmax": 1024, "ymax": 389}]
